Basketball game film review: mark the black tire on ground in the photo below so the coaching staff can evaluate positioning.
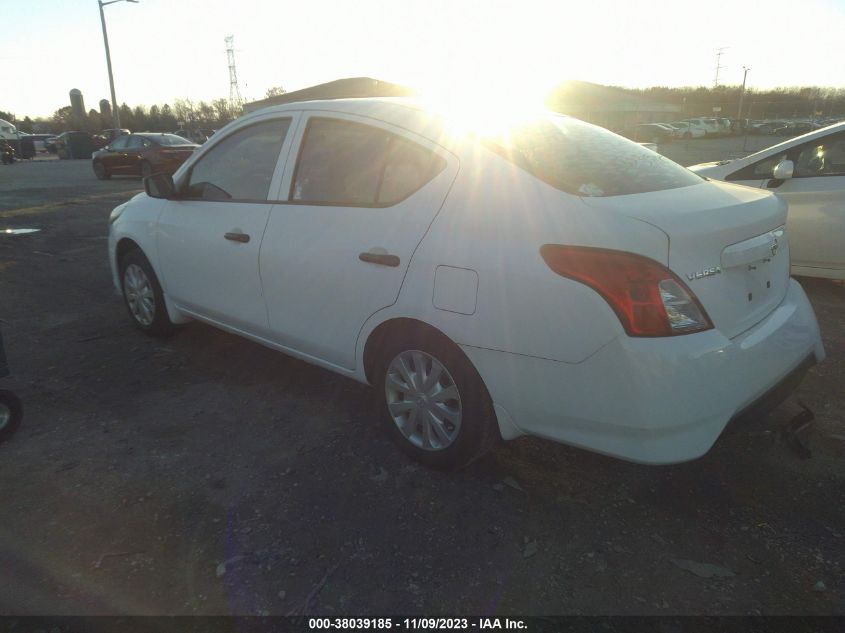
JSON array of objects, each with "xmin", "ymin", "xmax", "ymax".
[
  {"xmin": 373, "ymin": 330, "xmax": 498, "ymax": 470},
  {"xmin": 119, "ymin": 248, "xmax": 175, "ymax": 337},
  {"xmin": 0, "ymin": 389, "xmax": 23, "ymax": 444},
  {"xmin": 93, "ymin": 161, "xmax": 110, "ymax": 180},
  {"xmin": 140, "ymin": 161, "xmax": 153, "ymax": 180}
]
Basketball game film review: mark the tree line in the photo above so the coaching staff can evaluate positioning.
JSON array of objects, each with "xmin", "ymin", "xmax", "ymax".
[
  {"xmin": 624, "ymin": 85, "xmax": 845, "ymax": 120},
  {"xmin": 1, "ymin": 87, "xmax": 287, "ymax": 135},
  {"xmin": 2, "ymin": 98, "xmax": 241, "ymax": 136},
  {"xmin": 3, "ymin": 84, "xmax": 844, "ymax": 135}
]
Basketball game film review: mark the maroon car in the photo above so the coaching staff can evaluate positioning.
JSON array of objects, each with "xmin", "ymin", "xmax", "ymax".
[{"xmin": 92, "ymin": 133, "xmax": 198, "ymax": 180}]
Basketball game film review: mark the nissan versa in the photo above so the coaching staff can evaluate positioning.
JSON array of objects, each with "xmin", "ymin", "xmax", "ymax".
[{"xmin": 107, "ymin": 98, "xmax": 825, "ymax": 469}]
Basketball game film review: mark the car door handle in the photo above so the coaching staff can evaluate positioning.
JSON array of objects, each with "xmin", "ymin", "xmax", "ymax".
[
  {"xmin": 359, "ymin": 252, "xmax": 400, "ymax": 267},
  {"xmin": 224, "ymin": 232, "xmax": 250, "ymax": 243}
]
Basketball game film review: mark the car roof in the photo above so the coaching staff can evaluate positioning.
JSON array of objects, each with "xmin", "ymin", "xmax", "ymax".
[
  {"xmin": 247, "ymin": 97, "xmax": 460, "ymax": 146},
  {"xmin": 136, "ymin": 132, "xmax": 194, "ymax": 140}
]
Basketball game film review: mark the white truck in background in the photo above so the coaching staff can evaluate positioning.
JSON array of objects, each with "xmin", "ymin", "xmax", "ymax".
[{"xmin": 0, "ymin": 119, "xmax": 19, "ymax": 140}]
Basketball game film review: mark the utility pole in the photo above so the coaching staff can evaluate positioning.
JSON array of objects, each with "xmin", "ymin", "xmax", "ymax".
[
  {"xmin": 225, "ymin": 36, "xmax": 243, "ymax": 116},
  {"xmin": 98, "ymin": 0, "xmax": 138, "ymax": 131},
  {"xmin": 737, "ymin": 66, "xmax": 749, "ymax": 120},
  {"xmin": 742, "ymin": 100, "xmax": 753, "ymax": 152},
  {"xmin": 713, "ymin": 47, "xmax": 728, "ymax": 87}
]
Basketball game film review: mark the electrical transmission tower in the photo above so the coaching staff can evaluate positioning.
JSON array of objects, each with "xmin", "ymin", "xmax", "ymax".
[
  {"xmin": 225, "ymin": 35, "xmax": 243, "ymax": 112},
  {"xmin": 713, "ymin": 47, "xmax": 728, "ymax": 87}
]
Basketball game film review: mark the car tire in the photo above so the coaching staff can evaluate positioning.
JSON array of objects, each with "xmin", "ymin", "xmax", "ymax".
[
  {"xmin": 0, "ymin": 389, "xmax": 22, "ymax": 444},
  {"xmin": 119, "ymin": 248, "xmax": 175, "ymax": 337},
  {"xmin": 93, "ymin": 161, "xmax": 110, "ymax": 180},
  {"xmin": 140, "ymin": 161, "xmax": 153, "ymax": 180},
  {"xmin": 373, "ymin": 331, "xmax": 498, "ymax": 470},
  {"xmin": 683, "ymin": 132, "xmax": 692, "ymax": 140}
]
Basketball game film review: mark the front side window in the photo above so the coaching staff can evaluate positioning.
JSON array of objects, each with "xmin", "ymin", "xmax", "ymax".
[
  {"xmin": 795, "ymin": 133, "xmax": 845, "ymax": 177},
  {"xmin": 727, "ymin": 152, "xmax": 788, "ymax": 180},
  {"xmin": 127, "ymin": 136, "xmax": 144, "ymax": 149},
  {"xmin": 483, "ymin": 115, "xmax": 702, "ymax": 197},
  {"xmin": 291, "ymin": 117, "xmax": 446, "ymax": 206},
  {"xmin": 184, "ymin": 118, "xmax": 291, "ymax": 201}
]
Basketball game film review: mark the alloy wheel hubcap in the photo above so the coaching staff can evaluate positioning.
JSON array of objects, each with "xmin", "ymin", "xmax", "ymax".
[
  {"xmin": 0, "ymin": 403, "xmax": 10, "ymax": 430},
  {"xmin": 124, "ymin": 263, "xmax": 155, "ymax": 326},
  {"xmin": 385, "ymin": 350, "xmax": 462, "ymax": 451}
]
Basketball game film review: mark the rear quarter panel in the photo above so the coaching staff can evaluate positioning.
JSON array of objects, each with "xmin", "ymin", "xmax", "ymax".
[{"xmin": 358, "ymin": 148, "xmax": 671, "ymax": 367}]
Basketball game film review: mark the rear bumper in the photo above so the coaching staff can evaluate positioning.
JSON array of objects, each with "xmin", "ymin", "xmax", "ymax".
[
  {"xmin": 723, "ymin": 352, "xmax": 815, "ymax": 434},
  {"xmin": 463, "ymin": 278, "xmax": 825, "ymax": 464}
]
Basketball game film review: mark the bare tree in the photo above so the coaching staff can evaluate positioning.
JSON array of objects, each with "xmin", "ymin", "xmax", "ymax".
[{"xmin": 211, "ymin": 98, "xmax": 233, "ymax": 125}]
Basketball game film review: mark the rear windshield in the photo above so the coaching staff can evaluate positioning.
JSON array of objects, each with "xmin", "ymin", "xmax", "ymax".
[
  {"xmin": 483, "ymin": 115, "xmax": 701, "ymax": 197},
  {"xmin": 148, "ymin": 134, "xmax": 192, "ymax": 146}
]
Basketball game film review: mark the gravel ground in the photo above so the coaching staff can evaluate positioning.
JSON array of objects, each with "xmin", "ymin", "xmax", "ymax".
[{"xmin": 0, "ymin": 157, "xmax": 843, "ymax": 616}]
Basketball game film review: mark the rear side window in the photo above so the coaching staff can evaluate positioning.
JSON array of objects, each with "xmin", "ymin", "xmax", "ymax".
[
  {"xmin": 110, "ymin": 136, "xmax": 129, "ymax": 150},
  {"xmin": 184, "ymin": 118, "xmax": 291, "ymax": 201},
  {"xmin": 291, "ymin": 117, "xmax": 446, "ymax": 206},
  {"xmin": 157, "ymin": 134, "xmax": 192, "ymax": 145},
  {"xmin": 483, "ymin": 115, "xmax": 701, "ymax": 197}
]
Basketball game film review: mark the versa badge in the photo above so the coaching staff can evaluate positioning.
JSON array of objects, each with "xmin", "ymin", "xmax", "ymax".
[{"xmin": 686, "ymin": 266, "xmax": 722, "ymax": 281}]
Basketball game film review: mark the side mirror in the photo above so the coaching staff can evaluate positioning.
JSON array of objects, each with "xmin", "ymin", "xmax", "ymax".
[
  {"xmin": 144, "ymin": 172, "xmax": 175, "ymax": 199},
  {"xmin": 772, "ymin": 159, "xmax": 794, "ymax": 180}
]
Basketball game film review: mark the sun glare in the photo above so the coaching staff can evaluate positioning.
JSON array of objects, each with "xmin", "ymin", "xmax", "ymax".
[
  {"xmin": 396, "ymin": 2, "xmax": 566, "ymax": 138},
  {"xmin": 416, "ymin": 73, "xmax": 550, "ymax": 139}
]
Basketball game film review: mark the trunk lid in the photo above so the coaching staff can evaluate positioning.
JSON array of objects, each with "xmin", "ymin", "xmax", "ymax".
[{"xmin": 581, "ymin": 181, "xmax": 789, "ymax": 339}]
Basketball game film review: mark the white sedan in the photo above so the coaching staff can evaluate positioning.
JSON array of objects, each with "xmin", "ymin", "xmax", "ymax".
[
  {"xmin": 108, "ymin": 98, "xmax": 824, "ymax": 469},
  {"xmin": 690, "ymin": 121, "xmax": 845, "ymax": 280},
  {"xmin": 667, "ymin": 121, "xmax": 707, "ymax": 139}
]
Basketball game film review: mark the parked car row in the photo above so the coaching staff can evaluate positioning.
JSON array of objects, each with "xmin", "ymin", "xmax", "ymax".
[
  {"xmin": 620, "ymin": 123, "xmax": 677, "ymax": 143},
  {"xmin": 620, "ymin": 118, "xmax": 734, "ymax": 142},
  {"xmin": 746, "ymin": 119, "xmax": 839, "ymax": 136},
  {"xmin": 107, "ymin": 98, "xmax": 826, "ymax": 471},
  {"xmin": 622, "ymin": 117, "xmax": 844, "ymax": 142}
]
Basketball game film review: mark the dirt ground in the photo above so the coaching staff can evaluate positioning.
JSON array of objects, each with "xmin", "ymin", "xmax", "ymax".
[{"xmin": 0, "ymin": 156, "xmax": 843, "ymax": 616}]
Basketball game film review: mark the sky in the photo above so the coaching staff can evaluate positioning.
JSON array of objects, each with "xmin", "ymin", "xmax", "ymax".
[{"xmin": 3, "ymin": 0, "xmax": 845, "ymax": 118}]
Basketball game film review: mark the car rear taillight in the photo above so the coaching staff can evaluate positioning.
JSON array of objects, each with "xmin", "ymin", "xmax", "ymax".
[{"xmin": 540, "ymin": 245, "xmax": 713, "ymax": 337}]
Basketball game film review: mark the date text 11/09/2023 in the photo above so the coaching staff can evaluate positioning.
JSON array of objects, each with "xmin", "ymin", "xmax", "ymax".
[{"xmin": 308, "ymin": 618, "xmax": 528, "ymax": 630}]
